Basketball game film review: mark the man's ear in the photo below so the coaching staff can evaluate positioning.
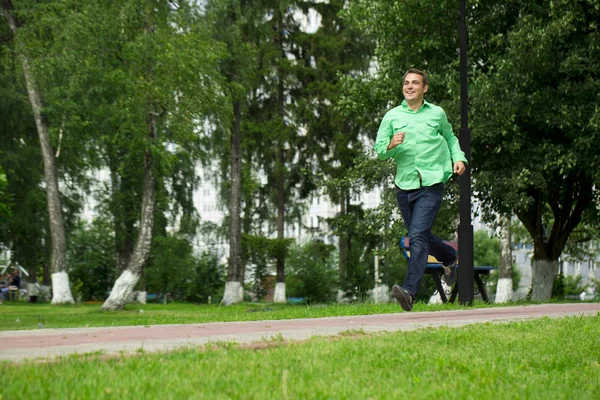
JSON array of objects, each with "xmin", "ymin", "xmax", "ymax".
[{"xmin": 423, "ymin": 84, "xmax": 429, "ymax": 93}]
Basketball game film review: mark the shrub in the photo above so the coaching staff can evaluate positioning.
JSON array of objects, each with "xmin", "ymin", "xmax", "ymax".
[
  {"xmin": 563, "ymin": 274, "xmax": 589, "ymax": 296},
  {"xmin": 186, "ymin": 251, "xmax": 225, "ymax": 304},
  {"xmin": 68, "ymin": 219, "xmax": 117, "ymax": 301},
  {"xmin": 286, "ymin": 240, "xmax": 338, "ymax": 303}
]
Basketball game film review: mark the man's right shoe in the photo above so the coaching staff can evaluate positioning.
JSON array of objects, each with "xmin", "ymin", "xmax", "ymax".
[
  {"xmin": 443, "ymin": 259, "xmax": 457, "ymax": 287},
  {"xmin": 392, "ymin": 285, "xmax": 413, "ymax": 312}
]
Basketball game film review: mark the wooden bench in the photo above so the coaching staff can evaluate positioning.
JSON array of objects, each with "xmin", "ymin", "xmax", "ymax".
[{"xmin": 399, "ymin": 236, "xmax": 494, "ymax": 303}]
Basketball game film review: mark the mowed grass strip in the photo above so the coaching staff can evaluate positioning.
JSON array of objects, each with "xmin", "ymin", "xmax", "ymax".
[
  {"xmin": 2, "ymin": 316, "xmax": 599, "ymax": 399},
  {"xmin": 0, "ymin": 300, "xmax": 503, "ymax": 331}
]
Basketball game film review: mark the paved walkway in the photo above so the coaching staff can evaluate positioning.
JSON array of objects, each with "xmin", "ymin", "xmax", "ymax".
[{"xmin": 1, "ymin": 303, "xmax": 598, "ymax": 362}]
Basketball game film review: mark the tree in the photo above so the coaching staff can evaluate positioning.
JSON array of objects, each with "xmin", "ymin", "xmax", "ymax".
[
  {"xmin": 24, "ymin": 0, "xmax": 224, "ymax": 310},
  {"xmin": 95, "ymin": 0, "xmax": 223, "ymax": 310},
  {"xmin": 291, "ymin": 0, "xmax": 373, "ymax": 293},
  {"xmin": 471, "ymin": 0, "xmax": 600, "ymax": 300},
  {"xmin": 2, "ymin": 0, "xmax": 74, "ymax": 303},
  {"xmin": 0, "ymin": 34, "xmax": 52, "ymax": 284},
  {"xmin": 205, "ymin": 0, "xmax": 261, "ymax": 305}
]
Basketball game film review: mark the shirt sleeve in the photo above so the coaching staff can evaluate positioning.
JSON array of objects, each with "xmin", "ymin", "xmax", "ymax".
[
  {"xmin": 439, "ymin": 110, "xmax": 468, "ymax": 164},
  {"xmin": 374, "ymin": 112, "xmax": 397, "ymax": 160}
]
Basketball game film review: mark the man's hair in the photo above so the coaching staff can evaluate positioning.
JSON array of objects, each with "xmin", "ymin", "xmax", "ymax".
[{"xmin": 404, "ymin": 68, "xmax": 428, "ymax": 86}]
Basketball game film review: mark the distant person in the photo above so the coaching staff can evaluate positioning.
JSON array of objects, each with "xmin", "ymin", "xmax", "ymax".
[
  {"xmin": 374, "ymin": 68, "xmax": 467, "ymax": 312},
  {"xmin": 0, "ymin": 273, "xmax": 5, "ymax": 304},
  {"xmin": 1, "ymin": 272, "xmax": 13, "ymax": 301},
  {"xmin": 579, "ymin": 291, "xmax": 586, "ymax": 301},
  {"xmin": 1, "ymin": 270, "xmax": 21, "ymax": 301},
  {"xmin": 11, "ymin": 269, "xmax": 21, "ymax": 289}
]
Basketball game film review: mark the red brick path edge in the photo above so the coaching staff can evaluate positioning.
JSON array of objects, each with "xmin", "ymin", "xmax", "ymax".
[{"xmin": 1, "ymin": 303, "xmax": 598, "ymax": 362}]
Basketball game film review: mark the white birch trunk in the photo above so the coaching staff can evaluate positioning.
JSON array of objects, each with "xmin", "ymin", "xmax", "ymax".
[
  {"xmin": 370, "ymin": 284, "xmax": 389, "ymax": 304},
  {"xmin": 136, "ymin": 290, "xmax": 147, "ymax": 304},
  {"xmin": 337, "ymin": 289, "xmax": 351, "ymax": 304},
  {"xmin": 222, "ymin": 281, "xmax": 242, "ymax": 305},
  {"xmin": 531, "ymin": 259, "xmax": 559, "ymax": 301},
  {"xmin": 50, "ymin": 271, "xmax": 74, "ymax": 304},
  {"xmin": 273, "ymin": 282, "xmax": 286, "ymax": 303},
  {"xmin": 495, "ymin": 278, "xmax": 513, "ymax": 304},
  {"xmin": 428, "ymin": 280, "xmax": 452, "ymax": 305},
  {"xmin": 102, "ymin": 270, "xmax": 141, "ymax": 310},
  {"xmin": 496, "ymin": 215, "xmax": 513, "ymax": 303}
]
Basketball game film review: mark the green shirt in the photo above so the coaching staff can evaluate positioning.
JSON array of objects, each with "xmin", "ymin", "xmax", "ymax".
[{"xmin": 374, "ymin": 100, "xmax": 467, "ymax": 190}]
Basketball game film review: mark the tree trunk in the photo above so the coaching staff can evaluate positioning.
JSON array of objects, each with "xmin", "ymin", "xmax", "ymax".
[
  {"xmin": 273, "ymin": 7, "xmax": 286, "ymax": 304},
  {"xmin": 240, "ymin": 163, "xmax": 253, "ymax": 284},
  {"xmin": 337, "ymin": 191, "xmax": 347, "ymax": 302},
  {"xmin": 3, "ymin": 0, "xmax": 74, "ymax": 304},
  {"xmin": 338, "ymin": 190, "xmax": 347, "ymax": 283},
  {"xmin": 531, "ymin": 259, "xmax": 559, "ymax": 301},
  {"xmin": 274, "ymin": 146, "xmax": 286, "ymax": 303},
  {"xmin": 102, "ymin": 118, "xmax": 156, "ymax": 310},
  {"xmin": 496, "ymin": 215, "xmax": 513, "ymax": 303},
  {"xmin": 223, "ymin": 100, "xmax": 243, "ymax": 305}
]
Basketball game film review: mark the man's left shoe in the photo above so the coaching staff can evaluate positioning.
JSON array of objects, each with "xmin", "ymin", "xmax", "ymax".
[
  {"xmin": 443, "ymin": 259, "xmax": 457, "ymax": 286},
  {"xmin": 392, "ymin": 285, "xmax": 413, "ymax": 312}
]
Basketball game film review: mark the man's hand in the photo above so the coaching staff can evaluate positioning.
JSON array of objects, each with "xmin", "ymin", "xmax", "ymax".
[
  {"xmin": 387, "ymin": 132, "xmax": 405, "ymax": 150},
  {"xmin": 453, "ymin": 161, "xmax": 466, "ymax": 175}
]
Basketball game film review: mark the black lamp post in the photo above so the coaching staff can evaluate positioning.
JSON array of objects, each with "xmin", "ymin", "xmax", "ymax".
[{"xmin": 457, "ymin": 0, "xmax": 474, "ymax": 305}]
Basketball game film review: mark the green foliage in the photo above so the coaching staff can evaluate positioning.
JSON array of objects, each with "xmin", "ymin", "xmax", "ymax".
[
  {"xmin": 68, "ymin": 219, "xmax": 116, "ymax": 301},
  {"xmin": 471, "ymin": 0, "xmax": 600, "ymax": 261},
  {"xmin": 563, "ymin": 275, "xmax": 589, "ymax": 296},
  {"xmin": 145, "ymin": 235, "xmax": 197, "ymax": 300},
  {"xmin": 286, "ymin": 240, "xmax": 338, "ymax": 303},
  {"xmin": 473, "ymin": 230, "xmax": 501, "ymax": 268},
  {"xmin": 0, "ymin": 165, "xmax": 11, "ymax": 222},
  {"xmin": 145, "ymin": 235, "xmax": 226, "ymax": 303},
  {"xmin": 552, "ymin": 273, "xmax": 566, "ymax": 300},
  {"xmin": 186, "ymin": 251, "xmax": 225, "ymax": 304}
]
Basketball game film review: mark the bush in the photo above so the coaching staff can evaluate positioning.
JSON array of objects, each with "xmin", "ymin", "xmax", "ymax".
[
  {"xmin": 68, "ymin": 219, "xmax": 117, "ymax": 301},
  {"xmin": 552, "ymin": 273, "xmax": 566, "ymax": 300},
  {"xmin": 286, "ymin": 240, "xmax": 338, "ymax": 303},
  {"xmin": 563, "ymin": 274, "xmax": 589, "ymax": 296},
  {"xmin": 474, "ymin": 230, "xmax": 501, "ymax": 268},
  {"xmin": 186, "ymin": 251, "xmax": 225, "ymax": 304}
]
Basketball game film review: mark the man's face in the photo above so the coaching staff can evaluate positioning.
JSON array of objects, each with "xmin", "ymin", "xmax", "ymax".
[{"xmin": 403, "ymin": 73, "xmax": 428, "ymax": 103}]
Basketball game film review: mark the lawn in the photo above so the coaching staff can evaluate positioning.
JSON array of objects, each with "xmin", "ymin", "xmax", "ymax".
[
  {"xmin": 2, "ymin": 315, "xmax": 599, "ymax": 399},
  {"xmin": 0, "ymin": 300, "xmax": 504, "ymax": 331}
]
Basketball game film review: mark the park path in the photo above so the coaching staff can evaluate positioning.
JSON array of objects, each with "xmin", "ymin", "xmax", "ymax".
[{"xmin": 1, "ymin": 303, "xmax": 598, "ymax": 362}]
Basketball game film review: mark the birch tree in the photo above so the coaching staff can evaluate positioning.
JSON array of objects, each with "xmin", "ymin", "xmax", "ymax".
[
  {"xmin": 97, "ymin": 0, "xmax": 223, "ymax": 310},
  {"xmin": 2, "ymin": 0, "xmax": 74, "ymax": 303}
]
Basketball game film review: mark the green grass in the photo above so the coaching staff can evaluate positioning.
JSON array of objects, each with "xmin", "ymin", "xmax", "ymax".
[
  {"xmin": 0, "ymin": 300, "xmax": 507, "ymax": 331},
  {"xmin": 2, "ymin": 316, "xmax": 599, "ymax": 399}
]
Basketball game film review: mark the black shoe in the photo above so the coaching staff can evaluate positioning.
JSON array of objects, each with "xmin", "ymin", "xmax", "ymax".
[
  {"xmin": 392, "ymin": 285, "xmax": 413, "ymax": 312},
  {"xmin": 443, "ymin": 259, "xmax": 457, "ymax": 287}
]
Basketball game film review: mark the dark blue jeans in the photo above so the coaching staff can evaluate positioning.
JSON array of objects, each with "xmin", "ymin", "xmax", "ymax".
[{"xmin": 396, "ymin": 183, "xmax": 457, "ymax": 297}]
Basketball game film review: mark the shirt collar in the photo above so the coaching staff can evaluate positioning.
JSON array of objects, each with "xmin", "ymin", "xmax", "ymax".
[{"xmin": 401, "ymin": 99, "xmax": 430, "ymax": 111}]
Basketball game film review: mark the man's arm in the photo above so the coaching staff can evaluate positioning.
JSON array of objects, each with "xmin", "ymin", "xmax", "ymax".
[
  {"xmin": 439, "ymin": 110, "xmax": 467, "ymax": 165},
  {"xmin": 374, "ymin": 113, "xmax": 397, "ymax": 160}
]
